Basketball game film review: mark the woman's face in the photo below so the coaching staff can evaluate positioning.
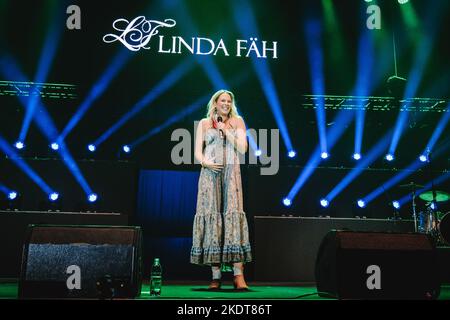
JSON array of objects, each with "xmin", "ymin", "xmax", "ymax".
[{"xmin": 215, "ymin": 93, "xmax": 232, "ymax": 117}]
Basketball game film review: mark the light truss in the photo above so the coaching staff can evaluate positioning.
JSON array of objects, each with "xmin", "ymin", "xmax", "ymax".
[
  {"xmin": 0, "ymin": 80, "xmax": 77, "ymax": 99},
  {"xmin": 302, "ymin": 95, "xmax": 449, "ymax": 112}
]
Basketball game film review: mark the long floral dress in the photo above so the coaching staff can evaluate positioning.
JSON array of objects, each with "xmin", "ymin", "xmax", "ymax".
[{"xmin": 190, "ymin": 126, "xmax": 252, "ymax": 266}]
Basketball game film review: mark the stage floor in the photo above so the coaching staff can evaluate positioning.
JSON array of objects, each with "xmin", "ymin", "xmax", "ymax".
[{"xmin": 1, "ymin": 281, "xmax": 449, "ymax": 300}]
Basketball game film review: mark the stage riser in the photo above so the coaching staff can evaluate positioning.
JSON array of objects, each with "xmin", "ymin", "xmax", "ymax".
[{"xmin": 254, "ymin": 217, "xmax": 418, "ymax": 282}]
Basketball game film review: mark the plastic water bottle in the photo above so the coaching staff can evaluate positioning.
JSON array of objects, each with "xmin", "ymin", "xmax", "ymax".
[{"xmin": 150, "ymin": 258, "xmax": 162, "ymax": 296}]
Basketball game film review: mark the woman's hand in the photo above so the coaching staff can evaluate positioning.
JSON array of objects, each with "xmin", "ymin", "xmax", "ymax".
[{"xmin": 201, "ymin": 159, "xmax": 224, "ymax": 173}]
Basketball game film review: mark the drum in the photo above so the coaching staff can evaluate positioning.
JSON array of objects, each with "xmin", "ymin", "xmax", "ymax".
[{"xmin": 439, "ymin": 212, "xmax": 450, "ymax": 246}]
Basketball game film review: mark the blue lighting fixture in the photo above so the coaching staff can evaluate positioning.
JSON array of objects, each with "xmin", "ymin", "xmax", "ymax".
[
  {"xmin": 288, "ymin": 150, "xmax": 297, "ymax": 158},
  {"xmin": 419, "ymin": 154, "xmax": 428, "ymax": 162},
  {"xmin": 122, "ymin": 145, "xmax": 131, "ymax": 153},
  {"xmin": 14, "ymin": 141, "xmax": 25, "ymax": 150},
  {"xmin": 392, "ymin": 200, "xmax": 400, "ymax": 209},
  {"xmin": 321, "ymin": 152, "xmax": 329, "ymax": 159},
  {"xmin": 385, "ymin": 154, "xmax": 394, "ymax": 161},
  {"xmin": 353, "ymin": 153, "xmax": 361, "ymax": 161},
  {"xmin": 8, "ymin": 191, "xmax": 18, "ymax": 201},
  {"xmin": 88, "ymin": 193, "xmax": 98, "ymax": 203},
  {"xmin": 357, "ymin": 199, "xmax": 366, "ymax": 208},
  {"xmin": 283, "ymin": 198, "xmax": 292, "ymax": 207},
  {"xmin": 320, "ymin": 198, "xmax": 329, "ymax": 208},
  {"xmin": 49, "ymin": 192, "xmax": 59, "ymax": 202},
  {"xmin": 254, "ymin": 149, "xmax": 262, "ymax": 157},
  {"xmin": 88, "ymin": 144, "xmax": 96, "ymax": 152},
  {"xmin": 50, "ymin": 142, "xmax": 59, "ymax": 151},
  {"xmin": 430, "ymin": 202, "xmax": 436, "ymax": 210}
]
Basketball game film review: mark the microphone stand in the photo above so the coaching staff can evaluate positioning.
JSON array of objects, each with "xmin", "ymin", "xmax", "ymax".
[
  {"xmin": 426, "ymin": 150, "xmax": 440, "ymax": 244},
  {"xmin": 412, "ymin": 185, "xmax": 418, "ymax": 232}
]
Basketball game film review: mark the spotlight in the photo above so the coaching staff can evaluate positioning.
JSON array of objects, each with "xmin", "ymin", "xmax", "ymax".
[
  {"xmin": 49, "ymin": 192, "xmax": 59, "ymax": 202},
  {"xmin": 288, "ymin": 150, "xmax": 296, "ymax": 158},
  {"xmin": 14, "ymin": 141, "xmax": 25, "ymax": 150},
  {"xmin": 88, "ymin": 144, "xmax": 96, "ymax": 152},
  {"xmin": 283, "ymin": 198, "xmax": 292, "ymax": 207},
  {"xmin": 254, "ymin": 149, "xmax": 262, "ymax": 157},
  {"xmin": 50, "ymin": 142, "xmax": 59, "ymax": 151},
  {"xmin": 88, "ymin": 193, "xmax": 98, "ymax": 203},
  {"xmin": 321, "ymin": 152, "xmax": 329, "ymax": 159},
  {"xmin": 8, "ymin": 191, "xmax": 18, "ymax": 201},
  {"xmin": 398, "ymin": 0, "xmax": 409, "ymax": 4},
  {"xmin": 357, "ymin": 199, "xmax": 366, "ymax": 208},
  {"xmin": 320, "ymin": 198, "xmax": 329, "ymax": 208},
  {"xmin": 122, "ymin": 145, "xmax": 131, "ymax": 153},
  {"xmin": 392, "ymin": 200, "xmax": 400, "ymax": 209},
  {"xmin": 4, "ymin": 190, "xmax": 21, "ymax": 211},
  {"xmin": 419, "ymin": 154, "xmax": 428, "ymax": 162},
  {"xmin": 385, "ymin": 154, "xmax": 394, "ymax": 162},
  {"xmin": 430, "ymin": 202, "xmax": 436, "ymax": 210},
  {"xmin": 353, "ymin": 153, "xmax": 361, "ymax": 160}
]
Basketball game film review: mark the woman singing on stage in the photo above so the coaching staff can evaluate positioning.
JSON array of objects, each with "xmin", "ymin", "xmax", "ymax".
[{"xmin": 190, "ymin": 89, "xmax": 252, "ymax": 290}]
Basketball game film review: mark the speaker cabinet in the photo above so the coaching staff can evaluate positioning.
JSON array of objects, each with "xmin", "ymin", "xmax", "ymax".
[
  {"xmin": 315, "ymin": 230, "xmax": 441, "ymax": 299},
  {"xmin": 19, "ymin": 225, "xmax": 143, "ymax": 299}
]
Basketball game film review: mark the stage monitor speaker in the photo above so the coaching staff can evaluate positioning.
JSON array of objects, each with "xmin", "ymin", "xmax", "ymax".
[
  {"xmin": 19, "ymin": 225, "xmax": 143, "ymax": 299},
  {"xmin": 315, "ymin": 230, "xmax": 441, "ymax": 299}
]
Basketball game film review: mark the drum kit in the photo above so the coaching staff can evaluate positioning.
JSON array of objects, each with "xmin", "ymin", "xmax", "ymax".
[{"xmin": 399, "ymin": 182, "xmax": 450, "ymax": 246}]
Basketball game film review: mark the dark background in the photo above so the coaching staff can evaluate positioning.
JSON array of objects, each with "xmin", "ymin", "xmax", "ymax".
[{"xmin": 0, "ymin": 0, "xmax": 449, "ymax": 280}]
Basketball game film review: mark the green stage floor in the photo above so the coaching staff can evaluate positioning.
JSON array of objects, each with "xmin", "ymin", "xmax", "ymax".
[{"xmin": 1, "ymin": 281, "xmax": 450, "ymax": 300}]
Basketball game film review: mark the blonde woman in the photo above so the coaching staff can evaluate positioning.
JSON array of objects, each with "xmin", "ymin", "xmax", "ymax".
[{"xmin": 190, "ymin": 89, "xmax": 251, "ymax": 290}]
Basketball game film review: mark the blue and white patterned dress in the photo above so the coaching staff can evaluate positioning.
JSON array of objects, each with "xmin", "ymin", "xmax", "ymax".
[{"xmin": 190, "ymin": 126, "xmax": 252, "ymax": 265}]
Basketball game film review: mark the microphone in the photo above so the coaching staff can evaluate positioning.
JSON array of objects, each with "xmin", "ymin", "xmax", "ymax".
[{"xmin": 217, "ymin": 116, "xmax": 224, "ymax": 139}]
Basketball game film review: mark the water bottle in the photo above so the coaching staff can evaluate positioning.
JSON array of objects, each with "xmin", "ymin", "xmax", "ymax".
[{"xmin": 150, "ymin": 258, "xmax": 162, "ymax": 296}]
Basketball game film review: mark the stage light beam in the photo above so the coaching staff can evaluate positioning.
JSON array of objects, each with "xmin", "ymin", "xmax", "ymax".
[
  {"xmin": 283, "ymin": 198, "xmax": 292, "ymax": 207},
  {"xmin": 320, "ymin": 199, "xmax": 329, "ymax": 208},
  {"xmin": 357, "ymin": 199, "xmax": 366, "ymax": 208},
  {"xmin": 49, "ymin": 192, "xmax": 59, "ymax": 202},
  {"xmin": 88, "ymin": 193, "xmax": 98, "ymax": 203}
]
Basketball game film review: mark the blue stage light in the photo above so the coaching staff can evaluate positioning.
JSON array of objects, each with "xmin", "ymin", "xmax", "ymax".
[
  {"xmin": 123, "ymin": 145, "xmax": 131, "ymax": 153},
  {"xmin": 283, "ymin": 198, "xmax": 292, "ymax": 207},
  {"xmin": 14, "ymin": 141, "xmax": 25, "ymax": 150},
  {"xmin": 88, "ymin": 144, "xmax": 96, "ymax": 152},
  {"xmin": 385, "ymin": 154, "xmax": 394, "ymax": 161},
  {"xmin": 8, "ymin": 191, "xmax": 18, "ymax": 201},
  {"xmin": 419, "ymin": 154, "xmax": 428, "ymax": 162},
  {"xmin": 392, "ymin": 200, "xmax": 400, "ymax": 209},
  {"xmin": 321, "ymin": 152, "xmax": 329, "ymax": 159},
  {"xmin": 88, "ymin": 193, "xmax": 98, "ymax": 203},
  {"xmin": 255, "ymin": 149, "xmax": 262, "ymax": 157},
  {"xmin": 50, "ymin": 142, "xmax": 59, "ymax": 151},
  {"xmin": 288, "ymin": 150, "xmax": 296, "ymax": 158},
  {"xmin": 49, "ymin": 192, "xmax": 59, "ymax": 202},
  {"xmin": 430, "ymin": 202, "xmax": 436, "ymax": 210},
  {"xmin": 357, "ymin": 199, "xmax": 366, "ymax": 208},
  {"xmin": 320, "ymin": 198, "xmax": 329, "ymax": 208},
  {"xmin": 353, "ymin": 153, "xmax": 361, "ymax": 160}
]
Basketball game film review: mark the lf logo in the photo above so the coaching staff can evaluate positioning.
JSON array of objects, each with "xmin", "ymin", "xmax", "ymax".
[
  {"xmin": 66, "ymin": 265, "xmax": 81, "ymax": 290},
  {"xmin": 366, "ymin": 265, "xmax": 381, "ymax": 290}
]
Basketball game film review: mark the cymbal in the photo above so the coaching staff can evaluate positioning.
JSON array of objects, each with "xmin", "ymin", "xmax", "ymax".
[
  {"xmin": 419, "ymin": 191, "xmax": 450, "ymax": 202},
  {"xmin": 399, "ymin": 182, "xmax": 425, "ymax": 189}
]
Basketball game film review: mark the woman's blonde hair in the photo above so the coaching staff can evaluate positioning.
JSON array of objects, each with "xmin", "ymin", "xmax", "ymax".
[{"xmin": 206, "ymin": 89, "xmax": 240, "ymax": 120}]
